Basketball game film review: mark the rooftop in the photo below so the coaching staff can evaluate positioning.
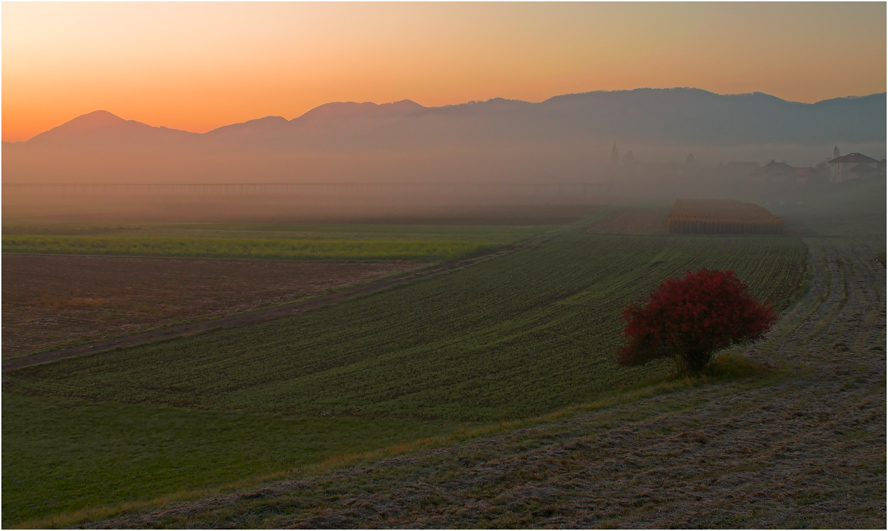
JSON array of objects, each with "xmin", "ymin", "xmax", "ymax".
[{"xmin": 828, "ymin": 152, "xmax": 879, "ymax": 164}]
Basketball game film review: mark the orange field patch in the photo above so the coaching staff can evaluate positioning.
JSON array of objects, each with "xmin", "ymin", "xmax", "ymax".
[{"xmin": 668, "ymin": 199, "xmax": 784, "ymax": 234}]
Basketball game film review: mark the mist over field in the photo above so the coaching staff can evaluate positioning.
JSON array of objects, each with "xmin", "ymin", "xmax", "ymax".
[
  {"xmin": 5, "ymin": 90, "xmax": 885, "ymax": 181},
  {"xmin": 3, "ymin": 88, "xmax": 885, "ymax": 222}
]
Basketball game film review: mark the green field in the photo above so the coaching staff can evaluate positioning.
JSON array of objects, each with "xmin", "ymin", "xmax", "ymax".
[
  {"xmin": 3, "ymin": 224, "xmax": 807, "ymax": 526},
  {"xmin": 2, "ymin": 234, "xmax": 495, "ymax": 262},
  {"xmin": 1, "ymin": 221, "xmax": 557, "ymax": 242},
  {"xmin": 2, "ymin": 222, "xmax": 557, "ymax": 262},
  {"xmin": 2, "ymin": 393, "xmax": 473, "ymax": 527}
]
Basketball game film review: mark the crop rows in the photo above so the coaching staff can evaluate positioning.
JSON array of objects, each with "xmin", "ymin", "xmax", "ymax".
[
  {"xmin": 668, "ymin": 199, "xmax": 784, "ymax": 234},
  {"xmin": 2, "ymin": 235, "xmax": 489, "ymax": 262},
  {"xmin": 5, "ymin": 232, "xmax": 806, "ymax": 422},
  {"xmin": 3, "ymin": 230, "xmax": 807, "ymax": 525},
  {"xmin": 3, "ymin": 221, "xmax": 555, "ymax": 244}
]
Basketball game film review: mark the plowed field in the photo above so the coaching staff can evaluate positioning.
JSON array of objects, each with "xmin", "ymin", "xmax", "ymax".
[{"xmin": 2, "ymin": 255, "xmax": 418, "ymax": 358}]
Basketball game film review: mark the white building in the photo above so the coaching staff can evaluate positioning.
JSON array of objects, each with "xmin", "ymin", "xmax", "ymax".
[{"xmin": 826, "ymin": 153, "xmax": 879, "ymax": 183}]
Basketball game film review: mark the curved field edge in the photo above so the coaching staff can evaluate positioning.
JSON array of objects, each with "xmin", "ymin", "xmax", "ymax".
[
  {"xmin": 2, "ymin": 231, "xmax": 808, "ymax": 525},
  {"xmin": 1, "ymin": 225, "xmax": 562, "ymax": 367},
  {"xmin": 2, "ymin": 257, "xmax": 429, "ymax": 361},
  {"xmin": 14, "ymin": 359, "xmax": 782, "ymax": 530},
  {"xmin": 3, "ymin": 233, "xmax": 806, "ymax": 420},
  {"xmin": 2, "ymin": 221, "xmax": 562, "ymax": 243},
  {"xmin": 2, "ymin": 394, "xmax": 480, "ymax": 528},
  {"xmin": 71, "ymin": 237, "xmax": 886, "ymax": 529}
]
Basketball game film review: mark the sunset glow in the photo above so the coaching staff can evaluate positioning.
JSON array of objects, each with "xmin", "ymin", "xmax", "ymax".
[{"xmin": 3, "ymin": 2, "xmax": 886, "ymax": 142}]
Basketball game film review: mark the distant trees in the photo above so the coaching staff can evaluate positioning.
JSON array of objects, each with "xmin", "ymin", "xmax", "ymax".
[{"xmin": 618, "ymin": 269, "xmax": 776, "ymax": 374}]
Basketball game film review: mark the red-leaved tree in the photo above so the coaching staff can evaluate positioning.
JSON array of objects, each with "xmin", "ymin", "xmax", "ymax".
[{"xmin": 619, "ymin": 269, "xmax": 777, "ymax": 374}]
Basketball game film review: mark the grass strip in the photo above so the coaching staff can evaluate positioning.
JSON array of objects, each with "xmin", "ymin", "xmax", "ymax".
[
  {"xmin": 1, "ymin": 394, "xmax": 471, "ymax": 526},
  {"xmin": 2, "ymin": 235, "xmax": 490, "ymax": 262},
  {"xmin": 16, "ymin": 354, "xmax": 785, "ymax": 529}
]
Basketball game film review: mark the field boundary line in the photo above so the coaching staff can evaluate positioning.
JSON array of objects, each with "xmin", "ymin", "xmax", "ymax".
[
  {"xmin": 18, "ymin": 365, "xmax": 781, "ymax": 529},
  {"xmin": 55, "ymin": 235, "xmax": 886, "ymax": 529},
  {"xmin": 1, "ymin": 236, "xmax": 552, "ymax": 373}
]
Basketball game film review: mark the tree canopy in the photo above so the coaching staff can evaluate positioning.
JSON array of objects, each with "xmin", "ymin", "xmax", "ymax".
[{"xmin": 618, "ymin": 269, "xmax": 777, "ymax": 374}]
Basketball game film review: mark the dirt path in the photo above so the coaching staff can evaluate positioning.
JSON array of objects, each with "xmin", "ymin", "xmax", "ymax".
[{"xmin": 86, "ymin": 236, "xmax": 886, "ymax": 528}]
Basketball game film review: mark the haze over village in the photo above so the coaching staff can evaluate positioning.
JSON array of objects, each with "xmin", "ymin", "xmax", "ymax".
[{"xmin": 4, "ymin": 86, "xmax": 885, "ymax": 221}]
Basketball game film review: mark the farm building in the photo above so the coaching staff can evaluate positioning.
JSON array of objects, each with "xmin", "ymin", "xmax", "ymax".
[{"xmin": 826, "ymin": 152, "xmax": 880, "ymax": 183}]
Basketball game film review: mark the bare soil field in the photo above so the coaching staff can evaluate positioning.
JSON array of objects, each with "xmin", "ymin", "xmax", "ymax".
[
  {"xmin": 87, "ymin": 236, "xmax": 885, "ymax": 528},
  {"xmin": 586, "ymin": 206, "xmax": 671, "ymax": 235},
  {"xmin": 2, "ymin": 254, "xmax": 417, "ymax": 358}
]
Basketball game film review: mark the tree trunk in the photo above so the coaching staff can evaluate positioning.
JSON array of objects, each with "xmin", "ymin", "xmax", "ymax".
[{"xmin": 684, "ymin": 348, "xmax": 712, "ymax": 374}]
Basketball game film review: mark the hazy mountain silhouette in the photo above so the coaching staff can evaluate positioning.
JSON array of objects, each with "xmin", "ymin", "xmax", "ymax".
[
  {"xmin": 26, "ymin": 110, "xmax": 197, "ymax": 147},
  {"xmin": 294, "ymin": 99, "xmax": 425, "ymax": 123},
  {"xmin": 538, "ymin": 89, "xmax": 884, "ymax": 145},
  {"xmin": 4, "ymin": 88, "xmax": 885, "ymax": 184},
  {"xmin": 205, "ymin": 116, "xmax": 290, "ymax": 140}
]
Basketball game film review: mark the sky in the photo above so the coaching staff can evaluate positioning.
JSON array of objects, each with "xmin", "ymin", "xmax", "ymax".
[{"xmin": 3, "ymin": 2, "xmax": 886, "ymax": 142}]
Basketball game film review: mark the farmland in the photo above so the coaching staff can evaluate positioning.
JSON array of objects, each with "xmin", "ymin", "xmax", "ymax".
[
  {"xmin": 4, "ymin": 232, "xmax": 805, "ymax": 419},
  {"xmin": 668, "ymin": 199, "xmax": 785, "ymax": 234},
  {"xmin": 586, "ymin": 205, "xmax": 671, "ymax": 235},
  {"xmin": 47, "ymin": 180, "xmax": 882, "ymax": 529},
  {"xmin": 3, "ymin": 218, "xmax": 808, "ymax": 526},
  {"xmin": 1, "ymin": 220, "xmax": 562, "ymax": 241},
  {"xmin": 103, "ymin": 231, "xmax": 883, "ymax": 529},
  {"xmin": 2, "ymin": 221, "xmax": 560, "ymax": 261},
  {"xmin": 2, "ymin": 234, "xmax": 493, "ymax": 262},
  {"xmin": 3, "ymin": 222, "xmax": 553, "ymax": 262},
  {"xmin": 2, "ymin": 222, "xmax": 557, "ymax": 358},
  {"xmin": 137, "ymin": 182, "xmax": 881, "ymax": 529},
  {"xmin": 2, "ymin": 255, "xmax": 420, "ymax": 358}
]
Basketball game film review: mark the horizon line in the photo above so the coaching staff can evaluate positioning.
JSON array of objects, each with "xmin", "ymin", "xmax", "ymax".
[{"xmin": 5, "ymin": 87, "xmax": 886, "ymax": 144}]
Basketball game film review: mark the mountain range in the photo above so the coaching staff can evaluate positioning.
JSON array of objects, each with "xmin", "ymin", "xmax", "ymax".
[{"xmin": 4, "ymin": 88, "xmax": 885, "ymax": 185}]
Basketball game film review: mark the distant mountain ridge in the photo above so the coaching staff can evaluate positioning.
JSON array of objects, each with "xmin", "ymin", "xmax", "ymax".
[
  {"xmin": 21, "ymin": 110, "xmax": 190, "ymax": 146},
  {"xmin": 16, "ymin": 88, "xmax": 886, "ymax": 145},
  {"xmin": 4, "ymin": 88, "xmax": 885, "ymax": 185},
  {"xmin": 293, "ymin": 99, "xmax": 425, "ymax": 123}
]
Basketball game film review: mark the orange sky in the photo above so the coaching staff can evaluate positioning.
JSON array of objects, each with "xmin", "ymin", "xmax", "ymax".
[{"xmin": 3, "ymin": 2, "xmax": 886, "ymax": 142}]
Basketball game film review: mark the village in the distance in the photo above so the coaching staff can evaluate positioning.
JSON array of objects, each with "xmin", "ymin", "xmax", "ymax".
[{"xmin": 608, "ymin": 143, "xmax": 885, "ymax": 187}]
